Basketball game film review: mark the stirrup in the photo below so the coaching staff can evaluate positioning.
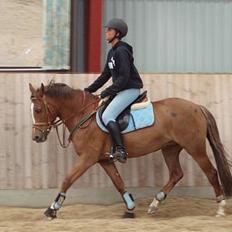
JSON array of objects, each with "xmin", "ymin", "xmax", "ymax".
[{"xmin": 109, "ymin": 147, "xmax": 127, "ymax": 163}]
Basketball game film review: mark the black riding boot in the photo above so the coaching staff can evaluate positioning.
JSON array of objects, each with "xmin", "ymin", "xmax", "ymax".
[{"xmin": 106, "ymin": 121, "xmax": 127, "ymax": 163}]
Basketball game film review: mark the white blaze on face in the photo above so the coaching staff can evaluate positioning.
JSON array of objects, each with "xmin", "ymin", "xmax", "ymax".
[{"xmin": 31, "ymin": 103, "xmax": 35, "ymax": 123}]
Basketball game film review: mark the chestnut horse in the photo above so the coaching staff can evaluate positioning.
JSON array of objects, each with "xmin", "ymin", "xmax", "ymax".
[{"xmin": 29, "ymin": 82, "xmax": 232, "ymax": 219}]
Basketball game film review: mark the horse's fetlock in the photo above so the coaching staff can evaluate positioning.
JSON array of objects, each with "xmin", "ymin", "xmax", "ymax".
[{"xmin": 156, "ymin": 191, "xmax": 167, "ymax": 202}]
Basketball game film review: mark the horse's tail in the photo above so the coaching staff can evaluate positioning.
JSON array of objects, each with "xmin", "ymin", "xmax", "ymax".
[{"xmin": 200, "ymin": 105, "xmax": 232, "ymax": 197}]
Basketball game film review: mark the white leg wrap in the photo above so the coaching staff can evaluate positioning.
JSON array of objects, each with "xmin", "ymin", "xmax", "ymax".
[
  {"xmin": 123, "ymin": 192, "xmax": 135, "ymax": 210},
  {"xmin": 216, "ymin": 199, "xmax": 226, "ymax": 217},
  {"xmin": 50, "ymin": 192, "xmax": 66, "ymax": 210},
  {"xmin": 148, "ymin": 198, "xmax": 160, "ymax": 214}
]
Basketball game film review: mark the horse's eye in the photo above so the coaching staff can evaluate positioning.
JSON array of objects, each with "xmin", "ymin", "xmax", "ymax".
[{"xmin": 34, "ymin": 107, "xmax": 42, "ymax": 113}]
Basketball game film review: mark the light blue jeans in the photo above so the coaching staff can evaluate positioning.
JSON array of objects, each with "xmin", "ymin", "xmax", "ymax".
[{"xmin": 102, "ymin": 88, "xmax": 141, "ymax": 126}]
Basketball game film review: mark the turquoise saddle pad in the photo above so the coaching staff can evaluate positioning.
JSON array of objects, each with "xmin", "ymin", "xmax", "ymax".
[{"xmin": 96, "ymin": 102, "xmax": 155, "ymax": 134}]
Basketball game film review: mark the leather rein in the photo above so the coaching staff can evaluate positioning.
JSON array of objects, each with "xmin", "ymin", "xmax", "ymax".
[{"xmin": 31, "ymin": 92, "xmax": 100, "ymax": 148}]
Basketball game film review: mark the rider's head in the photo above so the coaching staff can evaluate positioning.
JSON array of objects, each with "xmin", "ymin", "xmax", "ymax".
[{"xmin": 105, "ymin": 18, "xmax": 128, "ymax": 44}]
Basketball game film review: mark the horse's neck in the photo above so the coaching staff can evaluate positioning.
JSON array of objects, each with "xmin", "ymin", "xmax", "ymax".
[{"xmin": 52, "ymin": 90, "xmax": 97, "ymax": 130}]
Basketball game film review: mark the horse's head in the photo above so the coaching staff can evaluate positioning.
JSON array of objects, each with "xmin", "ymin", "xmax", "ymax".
[{"xmin": 29, "ymin": 83, "xmax": 57, "ymax": 143}]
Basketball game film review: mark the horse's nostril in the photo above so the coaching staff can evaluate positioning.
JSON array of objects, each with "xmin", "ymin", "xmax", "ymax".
[
  {"xmin": 33, "ymin": 135, "xmax": 40, "ymax": 141},
  {"xmin": 33, "ymin": 134, "xmax": 47, "ymax": 143}
]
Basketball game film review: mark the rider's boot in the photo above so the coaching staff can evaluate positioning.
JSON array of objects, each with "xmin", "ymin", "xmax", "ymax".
[{"xmin": 106, "ymin": 121, "xmax": 128, "ymax": 163}]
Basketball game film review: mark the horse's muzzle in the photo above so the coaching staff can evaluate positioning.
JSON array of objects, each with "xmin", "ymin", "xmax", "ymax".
[
  {"xmin": 32, "ymin": 133, "xmax": 47, "ymax": 143},
  {"xmin": 32, "ymin": 125, "xmax": 51, "ymax": 143}
]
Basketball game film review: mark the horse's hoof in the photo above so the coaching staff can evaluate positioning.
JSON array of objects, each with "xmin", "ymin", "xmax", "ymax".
[
  {"xmin": 123, "ymin": 211, "xmax": 135, "ymax": 218},
  {"xmin": 147, "ymin": 205, "xmax": 158, "ymax": 215},
  {"xmin": 216, "ymin": 212, "xmax": 225, "ymax": 217},
  {"xmin": 44, "ymin": 207, "xmax": 57, "ymax": 219}
]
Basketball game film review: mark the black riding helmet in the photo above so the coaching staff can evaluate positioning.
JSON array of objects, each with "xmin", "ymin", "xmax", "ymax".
[{"xmin": 105, "ymin": 18, "xmax": 128, "ymax": 39}]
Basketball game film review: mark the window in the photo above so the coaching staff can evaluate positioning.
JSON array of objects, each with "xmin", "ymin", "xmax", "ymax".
[
  {"xmin": 0, "ymin": 0, "xmax": 71, "ymax": 71},
  {"xmin": 0, "ymin": 0, "xmax": 43, "ymax": 68}
]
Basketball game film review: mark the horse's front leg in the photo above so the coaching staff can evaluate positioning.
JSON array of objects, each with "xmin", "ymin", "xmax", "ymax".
[
  {"xmin": 44, "ymin": 155, "xmax": 97, "ymax": 219},
  {"xmin": 99, "ymin": 161, "xmax": 135, "ymax": 218}
]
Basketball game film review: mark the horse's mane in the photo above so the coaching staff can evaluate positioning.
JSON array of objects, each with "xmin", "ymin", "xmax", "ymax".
[
  {"xmin": 42, "ymin": 80, "xmax": 99, "ymax": 101},
  {"xmin": 44, "ymin": 81, "xmax": 76, "ymax": 99}
]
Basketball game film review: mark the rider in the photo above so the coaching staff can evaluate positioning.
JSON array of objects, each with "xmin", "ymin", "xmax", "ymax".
[{"xmin": 84, "ymin": 18, "xmax": 143, "ymax": 163}]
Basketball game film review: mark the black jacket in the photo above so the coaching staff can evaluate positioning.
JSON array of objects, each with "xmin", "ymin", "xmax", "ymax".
[{"xmin": 85, "ymin": 41, "xmax": 143, "ymax": 98}]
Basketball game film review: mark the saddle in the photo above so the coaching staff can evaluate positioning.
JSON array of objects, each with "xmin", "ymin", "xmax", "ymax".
[{"xmin": 98, "ymin": 91, "xmax": 148, "ymax": 131}]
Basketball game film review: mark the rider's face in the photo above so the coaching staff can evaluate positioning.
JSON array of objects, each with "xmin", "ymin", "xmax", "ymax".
[{"xmin": 105, "ymin": 27, "xmax": 119, "ymax": 43}]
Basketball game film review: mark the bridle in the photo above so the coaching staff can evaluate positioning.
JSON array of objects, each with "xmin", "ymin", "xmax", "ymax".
[
  {"xmin": 31, "ymin": 92, "xmax": 100, "ymax": 148},
  {"xmin": 31, "ymin": 96, "xmax": 58, "ymax": 135}
]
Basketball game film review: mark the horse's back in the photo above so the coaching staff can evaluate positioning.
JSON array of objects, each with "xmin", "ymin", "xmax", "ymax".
[
  {"xmin": 151, "ymin": 97, "xmax": 207, "ymax": 139},
  {"xmin": 152, "ymin": 97, "xmax": 203, "ymax": 117},
  {"xmin": 153, "ymin": 97, "xmax": 199, "ymax": 108}
]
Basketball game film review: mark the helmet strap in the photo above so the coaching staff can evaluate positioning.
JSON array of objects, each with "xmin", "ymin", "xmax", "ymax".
[
  {"xmin": 108, "ymin": 30, "xmax": 121, "ymax": 43},
  {"xmin": 108, "ymin": 35, "xmax": 117, "ymax": 43}
]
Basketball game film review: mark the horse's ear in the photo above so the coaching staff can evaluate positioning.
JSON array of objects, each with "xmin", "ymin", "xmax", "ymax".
[
  {"xmin": 29, "ymin": 83, "xmax": 35, "ymax": 94},
  {"xmin": 39, "ymin": 83, "xmax": 45, "ymax": 97}
]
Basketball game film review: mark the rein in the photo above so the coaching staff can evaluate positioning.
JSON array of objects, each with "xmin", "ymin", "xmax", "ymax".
[
  {"xmin": 68, "ymin": 109, "xmax": 98, "ymax": 141},
  {"xmin": 31, "ymin": 92, "xmax": 101, "ymax": 148},
  {"xmin": 58, "ymin": 99, "xmax": 100, "ymax": 148}
]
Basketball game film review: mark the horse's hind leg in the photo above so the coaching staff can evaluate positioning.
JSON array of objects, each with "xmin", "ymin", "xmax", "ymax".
[
  {"xmin": 186, "ymin": 145, "xmax": 225, "ymax": 216},
  {"xmin": 148, "ymin": 144, "xmax": 183, "ymax": 214},
  {"xmin": 99, "ymin": 161, "xmax": 135, "ymax": 217}
]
